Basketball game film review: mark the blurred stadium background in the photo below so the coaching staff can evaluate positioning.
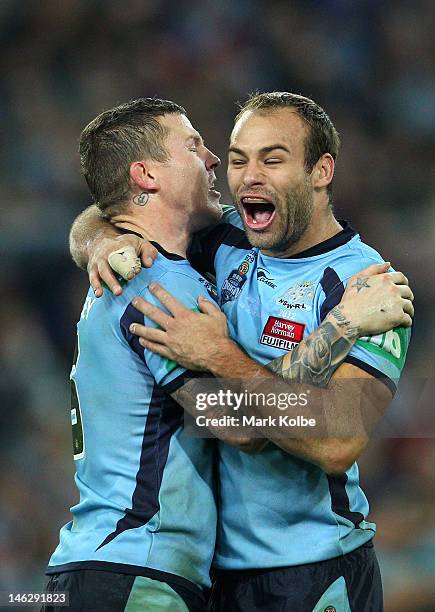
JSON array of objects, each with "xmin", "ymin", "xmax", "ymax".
[{"xmin": 0, "ymin": 1, "xmax": 433, "ymax": 610}]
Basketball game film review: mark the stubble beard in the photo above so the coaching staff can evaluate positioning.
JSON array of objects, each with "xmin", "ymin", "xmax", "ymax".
[{"xmin": 242, "ymin": 177, "xmax": 314, "ymax": 254}]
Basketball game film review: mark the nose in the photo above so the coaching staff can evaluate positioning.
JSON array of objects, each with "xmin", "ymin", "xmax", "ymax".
[
  {"xmin": 241, "ymin": 161, "xmax": 265, "ymax": 187},
  {"xmin": 205, "ymin": 148, "xmax": 220, "ymax": 170}
]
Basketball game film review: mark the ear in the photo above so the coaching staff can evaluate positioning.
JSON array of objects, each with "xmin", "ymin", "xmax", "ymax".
[
  {"xmin": 129, "ymin": 161, "xmax": 159, "ymax": 192},
  {"xmin": 311, "ymin": 153, "xmax": 334, "ymax": 190}
]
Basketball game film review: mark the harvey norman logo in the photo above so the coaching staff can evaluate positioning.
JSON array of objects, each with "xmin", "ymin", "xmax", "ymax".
[{"xmin": 260, "ymin": 316, "xmax": 305, "ymax": 351}]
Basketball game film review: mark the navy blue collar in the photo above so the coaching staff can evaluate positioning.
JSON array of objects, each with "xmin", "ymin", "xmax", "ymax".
[
  {"xmin": 287, "ymin": 220, "xmax": 356, "ymax": 259},
  {"xmin": 118, "ymin": 229, "xmax": 186, "ymax": 261},
  {"xmin": 149, "ymin": 241, "xmax": 186, "ymax": 261}
]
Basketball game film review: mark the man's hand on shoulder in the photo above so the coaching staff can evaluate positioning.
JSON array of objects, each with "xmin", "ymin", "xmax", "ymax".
[
  {"xmin": 88, "ymin": 233, "xmax": 157, "ymax": 297},
  {"xmin": 331, "ymin": 262, "xmax": 414, "ymax": 337},
  {"xmin": 69, "ymin": 204, "xmax": 158, "ymax": 297},
  {"xmin": 129, "ymin": 284, "xmax": 232, "ymax": 371}
]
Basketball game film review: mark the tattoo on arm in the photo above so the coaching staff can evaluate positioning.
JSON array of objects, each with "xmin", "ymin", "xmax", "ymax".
[
  {"xmin": 351, "ymin": 276, "xmax": 370, "ymax": 292},
  {"xmin": 267, "ymin": 308, "xmax": 360, "ymax": 388},
  {"xmin": 328, "ymin": 304, "xmax": 360, "ymax": 339}
]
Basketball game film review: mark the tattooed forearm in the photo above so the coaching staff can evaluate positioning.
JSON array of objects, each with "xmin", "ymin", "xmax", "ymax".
[
  {"xmin": 328, "ymin": 304, "xmax": 360, "ymax": 339},
  {"xmin": 267, "ymin": 318, "xmax": 357, "ymax": 388}
]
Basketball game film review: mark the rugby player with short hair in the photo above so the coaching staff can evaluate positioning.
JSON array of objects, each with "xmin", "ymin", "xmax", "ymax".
[
  {"xmin": 66, "ymin": 93, "xmax": 413, "ymax": 611},
  {"xmin": 45, "ymin": 97, "xmax": 233, "ymax": 612}
]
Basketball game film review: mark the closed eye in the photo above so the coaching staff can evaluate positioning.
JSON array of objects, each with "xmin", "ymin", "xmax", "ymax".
[{"xmin": 264, "ymin": 158, "xmax": 282, "ymax": 165}]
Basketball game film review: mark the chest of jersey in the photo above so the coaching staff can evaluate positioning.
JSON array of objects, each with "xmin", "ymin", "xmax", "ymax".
[{"xmin": 216, "ymin": 248, "xmax": 330, "ymax": 366}]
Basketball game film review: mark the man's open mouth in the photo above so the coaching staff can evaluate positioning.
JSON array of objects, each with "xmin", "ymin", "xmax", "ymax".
[
  {"xmin": 208, "ymin": 179, "xmax": 221, "ymax": 198},
  {"xmin": 241, "ymin": 195, "xmax": 276, "ymax": 230}
]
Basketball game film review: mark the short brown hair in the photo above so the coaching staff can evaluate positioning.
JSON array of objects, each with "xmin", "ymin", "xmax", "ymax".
[
  {"xmin": 236, "ymin": 92, "xmax": 340, "ymax": 198},
  {"xmin": 79, "ymin": 97, "xmax": 186, "ymax": 215}
]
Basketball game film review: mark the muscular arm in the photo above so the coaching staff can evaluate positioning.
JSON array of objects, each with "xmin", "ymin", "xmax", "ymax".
[
  {"xmin": 170, "ymin": 312, "xmax": 389, "ymax": 474},
  {"xmin": 170, "ymin": 380, "xmax": 267, "ymax": 453},
  {"xmin": 69, "ymin": 208, "xmax": 264, "ymax": 452},
  {"xmin": 265, "ymin": 313, "xmax": 391, "ymax": 473},
  {"xmin": 180, "ymin": 304, "xmax": 391, "ymax": 474},
  {"xmin": 267, "ymin": 305, "xmax": 359, "ymax": 386},
  {"xmin": 130, "ymin": 268, "xmax": 413, "ymax": 473},
  {"xmin": 164, "ymin": 310, "xmax": 358, "ymax": 463},
  {"xmin": 69, "ymin": 205, "xmax": 156, "ymax": 296},
  {"xmin": 70, "ymin": 205, "xmax": 116, "ymax": 270},
  {"xmin": 260, "ymin": 306, "xmax": 389, "ymax": 472}
]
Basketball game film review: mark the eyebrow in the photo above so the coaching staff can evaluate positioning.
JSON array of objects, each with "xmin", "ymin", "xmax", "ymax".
[
  {"xmin": 228, "ymin": 144, "xmax": 290, "ymax": 155},
  {"xmin": 187, "ymin": 134, "xmax": 204, "ymax": 146}
]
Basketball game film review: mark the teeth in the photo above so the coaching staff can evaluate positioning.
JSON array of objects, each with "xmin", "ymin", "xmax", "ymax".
[{"xmin": 242, "ymin": 197, "xmax": 269, "ymax": 203}]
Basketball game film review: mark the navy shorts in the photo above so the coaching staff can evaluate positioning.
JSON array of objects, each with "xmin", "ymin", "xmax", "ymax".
[
  {"xmin": 42, "ymin": 568, "xmax": 207, "ymax": 611},
  {"xmin": 210, "ymin": 541, "xmax": 383, "ymax": 612}
]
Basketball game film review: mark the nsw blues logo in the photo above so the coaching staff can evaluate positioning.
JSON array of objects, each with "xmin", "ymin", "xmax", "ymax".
[
  {"xmin": 221, "ymin": 270, "xmax": 246, "ymax": 305},
  {"xmin": 276, "ymin": 280, "xmax": 316, "ymax": 311},
  {"xmin": 221, "ymin": 250, "xmax": 256, "ymax": 305}
]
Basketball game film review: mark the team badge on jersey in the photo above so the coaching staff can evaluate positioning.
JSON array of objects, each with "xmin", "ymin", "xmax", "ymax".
[
  {"xmin": 221, "ymin": 250, "xmax": 256, "ymax": 305},
  {"xmin": 260, "ymin": 316, "xmax": 305, "ymax": 351},
  {"xmin": 221, "ymin": 270, "xmax": 247, "ymax": 305},
  {"xmin": 276, "ymin": 280, "xmax": 316, "ymax": 311}
]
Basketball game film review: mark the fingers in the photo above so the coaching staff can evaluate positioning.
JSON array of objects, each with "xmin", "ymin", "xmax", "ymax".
[
  {"xmin": 398, "ymin": 285, "xmax": 414, "ymax": 300},
  {"xmin": 88, "ymin": 261, "xmax": 122, "ymax": 296},
  {"xmin": 88, "ymin": 265, "xmax": 103, "ymax": 298},
  {"xmin": 132, "ymin": 296, "xmax": 173, "ymax": 329},
  {"xmin": 148, "ymin": 283, "xmax": 187, "ymax": 317},
  {"xmin": 400, "ymin": 312, "xmax": 413, "ymax": 328},
  {"xmin": 357, "ymin": 262, "xmax": 391, "ymax": 277},
  {"xmin": 385, "ymin": 271, "xmax": 408, "ymax": 286},
  {"xmin": 138, "ymin": 338, "xmax": 173, "ymax": 360},
  {"xmin": 138, "ymin": 242, "xmax": 159, "ymax": 268},
  {"xmin": 402, "ymin": 298, "xmax": 414, "ymax": 318},
  {"xmin": 129, "ymin": 323, "xmax": 167, "ymax": 344},
  {"xmin": 98, "ymin": 260, "xmax": 123, "ymax": 295},
  {"xmin": 197, "ymin": 295, "xmax": 221, "ymax": 315},
  {"xmin": 108, "ymin": 246, "xmax": 142, "ymax": 281}
]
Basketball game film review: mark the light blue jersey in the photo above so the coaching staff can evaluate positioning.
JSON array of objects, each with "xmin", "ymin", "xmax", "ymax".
[
  {"xmin": 191, "ymin": 207, "xmax": 410, "ymax": 569},
  {"xmin": 48, "ymin": 244, "xmax": 218, "ymax": 591}
]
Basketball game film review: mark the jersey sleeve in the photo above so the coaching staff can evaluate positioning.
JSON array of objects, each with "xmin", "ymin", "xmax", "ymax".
[
  {"xmin": 317, "ymin": 263, "xmax": 411, "ymax": 393},
  {"xmin": 120, "ymin": 271, "xmax": 214, "ymax": 392},
  {"xmin": 188, "ymin": 205, "xmax": 245, "ymax": 276}
]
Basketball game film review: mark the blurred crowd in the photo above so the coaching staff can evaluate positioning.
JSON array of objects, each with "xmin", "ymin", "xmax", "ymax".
[{"xmin": 0, "ymin": 1, "xmax": 433, "ymax": 609}]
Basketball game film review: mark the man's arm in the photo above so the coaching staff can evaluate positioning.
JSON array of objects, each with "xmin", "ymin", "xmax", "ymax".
[
  {"xmin": 157, "ymin": 305, "xmax": 388, "ymax": 473},
  {"xmin": 70, "ymin": 205, "xmax": 157, "ymax": 296},
  {"xmin": 169, "ymin": 379, "xmax": 268, "ymax": 453},
  {"xmin": 129, "ymin": 265, "xmax": 413, "ymax": 473}
]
